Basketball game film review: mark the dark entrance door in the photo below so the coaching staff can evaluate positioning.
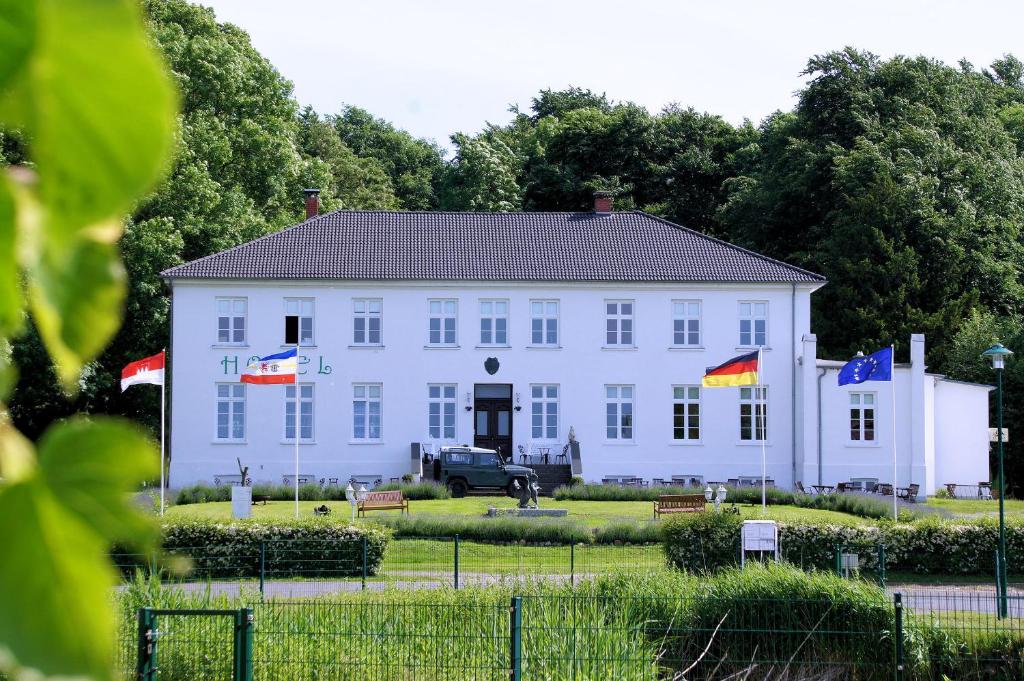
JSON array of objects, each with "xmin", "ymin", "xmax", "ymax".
[{"xmin": 474, "ymin": 384, "xmax": 512, "ymax": 461}]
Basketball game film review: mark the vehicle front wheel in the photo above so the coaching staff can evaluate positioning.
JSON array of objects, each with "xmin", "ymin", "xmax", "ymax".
[
  {"xmin": 506, "ymin": 477, "xmax": 528, "ymax": 498},
  {"xmin": 448, "ymin": 479, "xmax": 468, "ymax": 498}
]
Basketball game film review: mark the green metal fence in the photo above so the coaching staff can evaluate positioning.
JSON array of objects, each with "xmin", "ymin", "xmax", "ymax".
[{"xmin": 131, "ymin": 592, "xmax": 1024, "ymax": 680}]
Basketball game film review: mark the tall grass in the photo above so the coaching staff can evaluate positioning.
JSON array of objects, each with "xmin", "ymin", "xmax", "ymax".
[
  {"xmin": 117, "ymin": 566, "xmax": 1022, "ymax": 680},
  {"xmin": 373, "ymin": 514, "xmax": 593, "ymax": 544}
]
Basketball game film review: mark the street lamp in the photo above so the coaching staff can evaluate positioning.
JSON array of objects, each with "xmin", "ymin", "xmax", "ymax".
[
  {"xmin": 982, "ymin": 342, "xmax": 1012, "ymax": 618},
  {"xmin": 345, "ymin": 483, "xmax": 357, "ymax": 522},
  {"xmin": 704, "ymin": 485, "xmax": 713, "ymax": 504},
  {"xmin": 716, "ymin": 485, "xmax": 728, "ymax": 512}
]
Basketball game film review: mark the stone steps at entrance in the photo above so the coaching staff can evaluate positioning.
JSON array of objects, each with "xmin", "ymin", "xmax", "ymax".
[{"xmin": 531, "ymin": 464, "xmax": 573, "ymax": 496}]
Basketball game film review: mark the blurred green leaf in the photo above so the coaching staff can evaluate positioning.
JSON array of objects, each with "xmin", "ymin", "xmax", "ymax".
[
  {"xmin": 0, "ymin": 0, "xmax": 177, "ymax": 385},
  {"xmin": 37, "ymin": 416, "xmax": 158, "ymax": 542},
  {"xmin": 0, "ymin": 178, "xmax": 21, "ymax": 338},
  {"xmin": 0, "ymin": 1, "xmax": 34, "ymax": 90},
  {"xmin": 30, "ymin": 231, "xmax": 126, "ymax": 387},
  {"xmin": 0, "ymin": 483, "xmax": 117, "ymax": 681}
]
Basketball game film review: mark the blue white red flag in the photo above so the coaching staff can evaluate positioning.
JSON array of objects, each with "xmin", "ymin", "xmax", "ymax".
[{"xmin": 241, "ymin": 348, "xmax": 297, "ymax": 384}]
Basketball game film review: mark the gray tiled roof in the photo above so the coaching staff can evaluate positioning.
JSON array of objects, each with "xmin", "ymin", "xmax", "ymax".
[{"xmin": 162, "ymin": 210, "xmax": 825, "ymax": 283}]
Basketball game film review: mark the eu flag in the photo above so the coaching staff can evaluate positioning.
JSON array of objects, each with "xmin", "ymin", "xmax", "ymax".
[{"xmin": 838, "ymin": 347, "xmax": 893, "ymax": 385}]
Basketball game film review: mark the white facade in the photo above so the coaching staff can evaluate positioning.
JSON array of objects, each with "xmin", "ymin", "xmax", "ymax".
[
  {"xmin": 170, "ymin": 280, "xmax": 820, "ymax": 487},
  {"xmin": 168, "ymin": 284, "xmax": 992, "ymax": 497}
]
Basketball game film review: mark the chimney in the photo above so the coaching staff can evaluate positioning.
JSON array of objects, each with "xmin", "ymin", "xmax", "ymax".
[
  {"xmin": 593, "ymin": 191, "xmax": 613, "ymax": 215},
  {"xmin": 303, "ymin": 188, "xmax": 320, "ymax": 220}
]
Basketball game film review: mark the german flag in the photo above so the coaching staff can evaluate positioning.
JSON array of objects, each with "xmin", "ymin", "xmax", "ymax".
[{"xmin": 702, "ymin": 351, "xmax": 759, "ymax": 387}]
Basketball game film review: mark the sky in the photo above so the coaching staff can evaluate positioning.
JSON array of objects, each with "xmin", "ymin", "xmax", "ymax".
[{"xmin": 202, "ymin": 0, "xmax": 1024, "ymax": 151}]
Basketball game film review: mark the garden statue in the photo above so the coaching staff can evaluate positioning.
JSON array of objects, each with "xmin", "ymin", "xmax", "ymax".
[
  {"xmin": 313, "ymin": 504, "xmax": 331, "ymax": 516},
  {"xmin": 514, "ymin": 479, "xmax": 540, "ymax": 509},
  {"xmin": 236, "ymin": 457, "xmax": 251, "ymax": 486}
]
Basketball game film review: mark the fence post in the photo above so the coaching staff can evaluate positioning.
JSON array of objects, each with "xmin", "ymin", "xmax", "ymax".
[
  {"xmin": 877, "ymin": 544, "xmax": 886, "ymax": 589},
  {"xmin": 362, "ymin": 536, "xmax": 368, "ymax": 591},
  {"xmin": 234, "ymin": 608, "xmax": 254, "ymax": 681},
  {"xmin": 454, "ymin": 534, "xmax": 460, "ymax": 590},
  {"xmin": 893, "ymin": 593, "xmax": 904, "ymax": 681},
  {"xmin": 258, "ymin": 541, "xmax": 265, "ymax": 598},
  {"xmin": 570, "ymin": 543, "xmax": 575, "ymax": 587},
  {"xmin": 509, "ymin": 596, "xmax": 522, "ymax": 681},
  {"xmin": 136, "ymin": 607, "xmax": 156, "ymax": 681},
  {"xmin": 834, "ymin": 544, "xmax": 842, "ymax": 576}
]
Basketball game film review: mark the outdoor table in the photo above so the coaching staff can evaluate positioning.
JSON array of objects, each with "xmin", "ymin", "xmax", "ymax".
[
  {"xmin": 945, "ymin": 483, "xmax": 957, "ymax": 497},
  {"xmin": 812, "ymin": 485, "xmax": 835, "ymax": 494},
  {"xmin": 537, "ymin": 447, "xmax": 550, "ymax": 464}
]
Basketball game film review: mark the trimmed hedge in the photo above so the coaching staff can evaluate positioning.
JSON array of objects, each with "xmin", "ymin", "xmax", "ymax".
[
  {"xmin": 373, "ymin": 515, "xmax": 593, "ymax": 544},
  {"xmin": 174, "ymin": 481, "xmax": 449, "ymax": 505},
  {"xmin": 663, "ymin": 514, "xmax": 1024, "ymax": 575},
  {"xmin": 116, "ymin": 520, "xmax": 390, "ymax": 578},
  {"xmin": 556, "ymin": 483, "xmax": 919, "ymax": 520}
]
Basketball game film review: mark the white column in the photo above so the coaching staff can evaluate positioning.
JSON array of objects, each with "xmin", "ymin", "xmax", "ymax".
[
  {"xmin": 798, "ymin": 334, "xmax": 819, "ymax": 488},
  {"xmin": 909, "ymin": 333, "xmax": 934, "ymax": 495}
]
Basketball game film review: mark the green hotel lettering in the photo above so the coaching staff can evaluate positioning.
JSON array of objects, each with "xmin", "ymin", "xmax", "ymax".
[{"xmin": 221, "ymin": 354, "xmax": 332, "ymax": 376}]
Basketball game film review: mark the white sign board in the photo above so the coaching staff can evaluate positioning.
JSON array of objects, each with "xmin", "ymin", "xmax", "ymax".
[
  {"xmin": 741, "ymin": 520, "xmax": 779, "ymax": 566},
  {"xmin": 231, "ymin": 485, "xmax": 252, "ymax": 519},
  {"xmin": 989, "ymin": 427, "xmax": 1009, "ymax": 443}
]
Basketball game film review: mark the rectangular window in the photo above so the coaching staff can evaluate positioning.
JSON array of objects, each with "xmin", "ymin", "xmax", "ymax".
[
  {"xmin": 530, "ymin": 384, "xmax": 559, "ymax": 440},
  {"xmin": 530, "ymin": 300, "xmax": 559, "ymax": 345},
  {"xmin": 353, "ymin": 299, "xmax": 382, "ymax": 345},
  {"xmin": 739, "ymin": 386, "xmax": 768, "ymax": 441},
  {"xmin": 284, "ymin": 298, "xmax": 315, "ymax": 346},
  {"xmin": 428, "ymin": 299, "xmax": 457, "ymax": 345},
  {"xmin": 353, "ymin": 383, "xmax": 382, "ymax": 440},
  {"xmin": 672, "ymin": 386, "xmax": 700, "ymax": 440},
  {"xmin": 672, "ymin": 300, "xmax": 701, "ymax": 346},
  {"xmin": 284, "ymin": 383, "xmax": 314, "ymax": 441},
  {"xmin": 216, "ymin": 298, "xmax": 247, "ymax": 345},
  {"xmin": 605, "ymin": 300, "xmax": 634, "ymax": 346},
  {"xmin": 479, "ymin": 299, "xmax": 509, "ymax": 345},
  {"xmin": 215, "ymin": 383, "xmax": 245, "ymax": 440},
  {"xmin": 428, "ymin": 384, "xmax": 457, "ymax": 440},
  {"xmin": 739, "ymin": 301, "xmax": 767, "ymax": 347},
  {"xmin": 605, "ymin": 385, "xmax": 634, "ymax": 440},
  {"xmin": 849, "ymin": 392, "xmax": 876, "ymax": 442}
]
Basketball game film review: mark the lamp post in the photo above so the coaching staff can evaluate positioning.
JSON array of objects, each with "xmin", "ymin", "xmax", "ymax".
[
  {"xmin": 982, "ymin": 342, "xmax": 1012, "ymax": 618},
  {"xmin": 704, "ymin": 485, "xmax": 714, "ymax": 510},
  {"xmin": 716, "ymin": 485, "xmax": 728, "ymax": 512},
  {"xmin": 345, "ymin": 483, "xmax": 357, "ymax": 522}
]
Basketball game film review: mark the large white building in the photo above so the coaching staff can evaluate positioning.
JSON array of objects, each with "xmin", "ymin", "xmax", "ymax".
[{"xmin": 163, "ymin": 193, "xmax": 992, "ymax": 496}]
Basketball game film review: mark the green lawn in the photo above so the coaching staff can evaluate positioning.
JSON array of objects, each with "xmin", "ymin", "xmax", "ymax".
[
  {"xmin": 924, "ymin": 497, "xmax": 1024, "ymax": 519},
  {"xmin": 165, "ymin": 497, "xmax": 872, "ymax": 527}
]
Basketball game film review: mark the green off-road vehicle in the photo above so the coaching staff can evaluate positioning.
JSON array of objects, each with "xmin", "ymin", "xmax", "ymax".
[{"xmin": 433, "ymin": 446, "xmax": 538, "ymax": 498}]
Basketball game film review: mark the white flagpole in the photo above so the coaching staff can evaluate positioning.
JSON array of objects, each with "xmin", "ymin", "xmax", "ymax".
[
  {"xmin": 891, "ymin": 344, "xmax": 898, "ymax": 521},
  {"xmin": 160, "ymin": 348, "xmax": 166, "ymax": 517},
  {"xmin": 294, "ymin": 344, "xmax": 300, "ymax": 519},
  {"xmin": 759, "ymin": 346, "xmax": 767, "ymax": 511}
]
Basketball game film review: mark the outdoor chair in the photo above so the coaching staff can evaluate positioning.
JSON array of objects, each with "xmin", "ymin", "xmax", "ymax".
[
  {"xmin": 652, "ymin": 478, "xmax": 668, "ymax": 487},
  {"xmin": 517, "ymin": 444, "xmax": 529, "ymax": 464},
  {"xmin": 795, "ymin": 481, "xmax": 807, "ymax": 494},
  {"xmin": 979, "ymin": 482, "xmax": 993, "ymax": 500},
  {"xmin": 555, "ymin": 444, "xmax": 569, "ymax": 464},
  {"xmin": 727, "ymin": 478, "xmax": 739, "ymax": 487},
  {"xmin": 837, "ymin": 482, "xmax": 851, "ymax": 493},
  {"xmin": 896, "ymin": 483, "xmax": 920, "ymax": 503}
]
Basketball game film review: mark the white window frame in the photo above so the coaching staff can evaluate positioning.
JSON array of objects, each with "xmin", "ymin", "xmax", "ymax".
[
  {"xmin": 739, "ymin": 386, "xmax": 768, "ymax": 442},
  {"xmin": 604, "ymin": 300, "xmax": 635, "ymax": 347},
  {"xmin": 849, "ymin": 392, "xmax": 877, "ymax": 443},
  {"xmin": 353, "ymin": 298, "xmax": 383, "ymax": 346},
  {"xmin": 530, "ymin": 384, "xmax": 559, "ymax": 441},
  {"xmin": 284, "ymin": 297, "xmax": 315, "ymax": 346},
  {"xmin": 214, "ymin": 383, "xmax": 246, "ymax": 441},
  {"xmin": 478, "ymin": 299, "xmax": 509, "ymax": 346},
  {"xmin": 671, "ymin": 300, "xmax": 701, "ymax": 347},
  {"xmin": 605, "ymin": 384, "xmax": 635, "ymax": 441},
  {"xmin": 428, "ymin": 384, "xmax": 457, "ymax": 441},
  {"xmin": 672, "ymin": 385, "xmax": 701, "ymax": 442},
  {"xmin": 284, "ymin": 383, "xmax": 315, "ymax": 442},
  {"xmin": 215, "ymin": 297, "xmax": 247, "ymax": 345},
  {"xmin": 738, "ymin": 301, "xmax": 768, "ymax": 348},
  {"xmin": 352, "ymin": 383, "xmax": 383, "ymax": 441},
  {"xmin": 530, "ymin": 299, "xmax": 559, "ymax": 346},
  {"xmin": 428, "ymin": 299, "xmax": 458, "ymax": 346}
]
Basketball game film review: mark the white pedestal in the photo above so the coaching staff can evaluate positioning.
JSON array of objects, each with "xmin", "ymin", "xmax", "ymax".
[
  {"xmin": 231, "ymin": 486, "xmax": 252, "ymax": 519},
  {"xmin": 741, "ymin": 519, "xmax": 779, "ymax": 566}
]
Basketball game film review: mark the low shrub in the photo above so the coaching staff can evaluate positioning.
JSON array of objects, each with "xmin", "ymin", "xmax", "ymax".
[
  {"xmin": 663, "ymin": 515, "xmax": 1024, "ymax": 575},
  {"xmin": 173, "ymin": 483, "xmax": 232, "ymax": 505},
  {"xmin": 373, "ymin": 514, "xmax": 593, "ymax": 545},
  {"xmin": 593, "ymin": 521, "xmax": 663, "ymax": 545},
  {"xmin": 115, "ymin": 519, "xmax": 390, "ymax": 579},
  {"xmin": 374, "ymin": 481, "xmax": 451, "ymax": 500}
]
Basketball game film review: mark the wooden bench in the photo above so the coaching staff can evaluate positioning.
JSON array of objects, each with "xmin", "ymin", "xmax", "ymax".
[
  {"xmin": 654, "ymin": 494, "xmax": 706, "ymax": 518},
  {"xmin": 251, "ymin": 495, "xmax": 270, "ymax": 505},
  {"xmin": 357, "ymin": 490, "xmax": 409, "ymax": 517}
]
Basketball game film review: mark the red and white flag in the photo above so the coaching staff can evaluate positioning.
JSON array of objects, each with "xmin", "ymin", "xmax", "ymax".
[{"xmin": 121, "ymin": 351, "xmax": 165, "ymax": 392}]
